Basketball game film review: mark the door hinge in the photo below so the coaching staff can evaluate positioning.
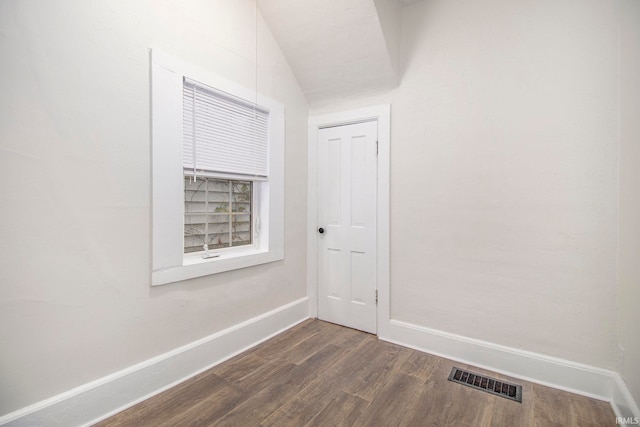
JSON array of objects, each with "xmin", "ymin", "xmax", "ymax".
[
  {"xmin": 375, "ymin": 289, "xmax": 378, "ymax": 305},
  {"xmin": 376, "ymin": 140, "xmax": 379, "ymax": 155}
]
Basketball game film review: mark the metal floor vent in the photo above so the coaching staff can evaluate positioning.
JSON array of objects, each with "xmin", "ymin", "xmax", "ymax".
[{"xmin": 448, "ymin": 367, "xmax": 522, "ymax": 403}]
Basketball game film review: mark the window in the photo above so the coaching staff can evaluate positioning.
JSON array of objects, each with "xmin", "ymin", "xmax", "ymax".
[
  {"xmin": 184, "ymin": 177, "xmax": 253, "ymax": 253},
  {"xmin": 151, "ymin": 50, "xmax": 285, "ymax": 286},
  {"xmin": 181, "ymin": 76, "xmax": 268, "ymax": 257}
]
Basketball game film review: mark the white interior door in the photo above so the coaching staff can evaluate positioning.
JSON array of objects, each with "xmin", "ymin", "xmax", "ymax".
[{"xmin": 317, "ymin": 120, "xmax": 378, "ymax": 334}]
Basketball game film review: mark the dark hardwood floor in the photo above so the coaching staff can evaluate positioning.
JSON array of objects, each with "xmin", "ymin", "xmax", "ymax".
[{"xmin": 94, "ymin": 319, "xmax": 615, "ymax": 426}]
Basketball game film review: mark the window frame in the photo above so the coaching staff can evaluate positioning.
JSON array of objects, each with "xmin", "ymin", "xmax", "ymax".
[{"xmin": 151, "ymin": 50, "xmax": 284, "ymax": 286}]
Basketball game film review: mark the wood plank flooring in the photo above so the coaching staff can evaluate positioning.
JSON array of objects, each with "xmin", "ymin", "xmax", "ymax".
[{"xmin": 94, "ymin": 319, "xmax": 615, "ymax": 426}]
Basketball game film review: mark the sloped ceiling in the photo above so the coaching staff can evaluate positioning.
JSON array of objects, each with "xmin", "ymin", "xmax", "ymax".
[{"xmin": 258, "ymin": 0, "xmax": 407, "ymax": 108}]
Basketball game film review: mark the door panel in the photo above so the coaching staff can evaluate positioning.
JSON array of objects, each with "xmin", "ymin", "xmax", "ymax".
[{"xmin": 317, "ymin": 121, "xmax": 377, "ymax": 334}]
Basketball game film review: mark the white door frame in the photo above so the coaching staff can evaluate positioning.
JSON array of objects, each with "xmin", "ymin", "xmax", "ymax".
[{"xmin": 307, "ymin": 105, "xmax": 390, "ymax": 336}]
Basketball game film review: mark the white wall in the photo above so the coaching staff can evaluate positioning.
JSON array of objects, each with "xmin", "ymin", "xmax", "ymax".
[
  {"xmin": 0, "ymin": 0, "xmax": 307, "ymax": 416},
  {"xmin": 374, "ymin": 0, "xmax": 402, "ymax": 76},
  {"xmin": 619, "ymin": 0, "xmax": 640, "ymax": 408},
  {"xmin": 390, "ymin": 0, "xmax": 619, "ymax": 368}
]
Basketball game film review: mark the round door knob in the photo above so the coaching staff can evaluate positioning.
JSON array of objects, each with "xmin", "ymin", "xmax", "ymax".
[{"xmin": 318, "ymin": 227, "xmax": 325, "ymax": 234}]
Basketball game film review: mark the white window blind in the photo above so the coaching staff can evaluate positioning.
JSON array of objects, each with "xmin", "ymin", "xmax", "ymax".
[{"xmin": 183, "ymin": 78, "xmax": 270, "ymax": 180}]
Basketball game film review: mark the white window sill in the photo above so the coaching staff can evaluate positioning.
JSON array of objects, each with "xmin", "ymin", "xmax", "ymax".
[
  {"xmin": 151, "ymin": 247, "xmax": 281, "ymax": 286},
  {"xmin": 182, "ymin": 245, "xmax": 261, "ymax": 265}
]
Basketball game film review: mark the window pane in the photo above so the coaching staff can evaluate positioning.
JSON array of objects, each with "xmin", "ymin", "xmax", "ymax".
[
  {"xmin": 184, "ymin": 177, "xmax": 252, "ymax": 253},
  {"xmin": 207, "ymin": 214, "xmax": 230, "ymax": 249},
  {"xmin": 184, "ymin": 220, "xmax": 205, "ymax": 254},
  {"xmin": 231, "ymin": 214, "xmax": 252, "ymax": 247}
]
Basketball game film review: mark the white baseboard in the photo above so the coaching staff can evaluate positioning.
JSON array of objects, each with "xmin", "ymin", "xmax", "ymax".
[
  {"xmin": 612, "ymin": 373, "xmax": 640, "ymax": 423},
  {"xmin": 381, "ymin": 319, "xmax": 639, "ymax": 420},
  {"xmin": 3, "ymin": 304, "xmax": 636, "ymax": 426},
  {"xmin": 380, "ymin": 319, "xmax": 620, "ymax": 402},
  {"xmin": 0, "ymin": 297, "xmax": 309, "ymax": 427}
]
